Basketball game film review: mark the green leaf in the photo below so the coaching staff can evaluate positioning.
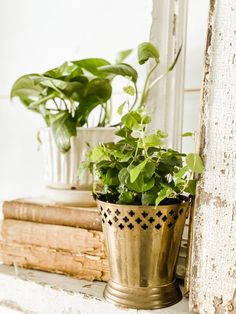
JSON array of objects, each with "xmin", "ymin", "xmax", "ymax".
[
  {"xmin": 111, "ymin": 149, "xmax": 132, "ymax": 162},
  {"xmin": 118, "ymin": 168, "xmax": 130, "ymax": 185},
  {"xmin": 115, "ymin": 127, "xmax": 132, "ymax": 138},
  {"xmin": 123, "ymin": 85, "xmax": 135, "ymax": 96},
  {"xmin": 138, "ymin": 42, "xmax": 160, "ymax": 65},
  {"xmin": 127, "ymin": 172, "xmax": 155, "ymax": 193},
  {"xmin": 45, "ymin": 62, "xmax": 87, "ymax": 84},
  {"xmin": 174, "ymin": 166, "xmax": 188, "ymax": 180},
  {"xmin": 156, "ymin": 130, "xmax": 168, "ymax": 138},
  {"xmin": 155, "ymin": 187, "xmax": 173, "ymax": 205},
  {"xmin": 38, "ymin": 76, "xmax": 86, "ymax": 103},
  {"xmin": 75, "ymin": 78, "xmax": 112, "ymax": 125},
  {"xmin": 184, "ymin": 179, "xmax": 197, "ymax": 195},
  {"xmin": 143, "ymin": 162, "xmax": 155, "ymax": 179},
  {"xmin": 121, "ymin": 111, "xmax": 142, "ymax": 130},
  {"xmin": 73, "ymin": 58, "xmax": 111, "ymax": 77},
  {"xmin": 127, "ymin": 175, "xmax": 155, "ymax": 193},
  {"xmin": 83, "ymin": 78, "xmax": 112, "ymax": 101},
  {"xmin": 28, "ymin": 94, "xmax": 56, "ymax": 110},
  {"xmin": 130, "ymin": 159, "xmax": 148, "ymax": 183},
  {"xmin": 142, "ymin": 186, "xmax": 159, "ymax": 205},
  {"xmin": 44, "ymin": 61, "xmax": 83, "ymax": 79},
  {"xmin": 116, "ymin": 48, "xmax": 132, "ymax": 64},
  {"xmin": 143, "ymin": 134, "xmax": 164, "ymax": 147},
  {"xmin": 39, "ymin": 77, "xmax": 68, "ymax": 91},
  {"xmin": 104, "ymin": 168, "xmax": 119, "ymax": 186},
  {"xmin": 181, "ymin": 132, "xmax": 194, "ymax": 137},
  {"xmin": 50, "ymin": 111, "xmax": 77, "ymax": 153},
  {"xmin": 142, "ymin": 177, "xmax": 155, "ymax": 192},
  {"xmin": 142, "ymin": 115, "xmax": 152, "ymax": 124},
  {"xmin": 91, "ymin": 146, "xmax": 110, "ymax": 163},
  {"xmin": 99, "ymin": 63, "xmax": 138, "ymax": 83},
  {"xmin": 118, "ymin": 191, "xmax": 135, "ymax": 204},
  {"xmin": 186, "ymin": 153, "xmax": 204, "ymax": 174},
  {"xmin": 11, "ymin": 74, "xmax": 43, "ymax": 107},
  {"xmin": 117, "ymin": 101, "xmax": 126, "ymax": 115}
]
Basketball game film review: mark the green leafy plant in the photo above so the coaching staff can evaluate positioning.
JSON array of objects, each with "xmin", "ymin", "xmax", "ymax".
[
  {"xmin": 10, "ymin": 58, "xmax": 114, "ymax": 153},
  {"xmin": 10, "ymin": 42, "xmax": 180, "ymax": 153},
  {"xmin": 84, "ymin": 110, "xmax": 204, "ymax": 205},
  {"xmin": 99, "ymin": 42, "xmax": 181, "ymax": 114}
]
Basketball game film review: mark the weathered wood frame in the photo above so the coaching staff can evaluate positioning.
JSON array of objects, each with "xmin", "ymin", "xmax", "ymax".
[
  {"xmin": 188, "ymin": 0, "xmax": 236, "ymax": 313},
  {"xmin": 149, "ymin": 1, "xmax": 236, "ymax": 313},
  {"xmin": 148, "ymin": 0, "xmax": 188, "ymax": 151}
]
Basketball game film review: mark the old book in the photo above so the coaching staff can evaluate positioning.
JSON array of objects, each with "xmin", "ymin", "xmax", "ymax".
[
  {"xmin": 0, "ymin": 242, "xmax": 109, "ymax": 281},
  {"xmin": 0, "ymin": 219, "xmax": 109, "ymax": 281},
  {"xmin": 0, "ymin": 221, "xmax": 3, "ymax": 262},
  {"xmin": 3, "ymin": 197, "xmax": 102, "ymax": 231}
]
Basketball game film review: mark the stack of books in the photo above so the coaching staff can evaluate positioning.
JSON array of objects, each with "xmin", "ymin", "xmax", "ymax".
[
  {"xmin": 0, "ymin": 197, "xmax": 109, "ymax": 281},
  {"xmin": 0, "ymin": 197, "xmax": 189, "ymax": 281}
]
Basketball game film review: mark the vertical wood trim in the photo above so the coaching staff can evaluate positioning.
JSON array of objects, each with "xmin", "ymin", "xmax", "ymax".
[
  {"xmin": 189, "ymin": 0, "xmax": 236, "ymax": 313},
  {"xmin": 148, "ymin": 0, "xmax": 188, "ymax": 151}
]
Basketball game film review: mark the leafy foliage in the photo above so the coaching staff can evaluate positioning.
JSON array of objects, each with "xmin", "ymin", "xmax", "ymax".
[
  {"xmin": 137, "ymin": 42, "xmax": 160, "ymax": 65},
  {"xmin": 11, "ymin": 42, "xmax": 181, "ymax": 153},
  {"xmin": 11, "ymin": 59, "xmax": 113, "ymax": 152},
  {"xmin": 84, "ymin": 111, "xmax": 204, "ymax": 205}
]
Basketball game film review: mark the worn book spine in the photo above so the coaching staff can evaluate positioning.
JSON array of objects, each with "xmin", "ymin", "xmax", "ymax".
[
  {"xmin": 0, "ymin": 221, "xmax": 3, "ymax": 262},
  {"xmin": 0, "ymin": 219, "xmax": 109, "ymax": 281},
  {"xmin": 1, "ymin": 219, "xmax": 106, "ymax": 255},
  {"xmin": 0, "ymin": 242, "xmax": 109, "ymax": 281},
  {"xmin": 3, "ymin": 200, "xmax": 102, "ymax": 231}
]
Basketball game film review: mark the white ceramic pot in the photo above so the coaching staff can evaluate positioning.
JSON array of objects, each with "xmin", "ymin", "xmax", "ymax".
[{"xmin": 40, "ymin": 127, "xmax": 116, "ymax": 206}]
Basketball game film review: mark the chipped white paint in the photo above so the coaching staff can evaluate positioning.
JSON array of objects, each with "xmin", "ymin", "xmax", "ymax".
[
  {"xmin": 0, "ymin": 265, "xmax": 192, "ymax": 314},
  {"xmin": 148, "ymin": 0, "xmax": 188, "ymax": 151},
  {"xmin": 189, "ymin": 0, "xmax": 236, "ymax": 313}
]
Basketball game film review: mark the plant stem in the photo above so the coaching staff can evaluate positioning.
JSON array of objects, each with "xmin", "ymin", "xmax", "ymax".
[
  {"xmin": 139, "ymin": 64, "xmax": 158, "ymax": 109},
  {"xmin": 148, "ymin": 72, "xmax": 167, "ymax": 90},
  {"xmin": 148, "ymin": 46, "xmax": 182, "ymax": 91},
  {"xmin": 129, "ymin": 84, "xmax": 138, "ymax": 111},
  {"xmin": 101, "ymin": 103, "xmax": 108, "ymax": 126},
  {"xmin": 98, "ymin": 105, "xmax": 103, "ymax": 126},
  {"xmin": 108, "ymin": 99, "xmax": 112, "ymax": 125}
]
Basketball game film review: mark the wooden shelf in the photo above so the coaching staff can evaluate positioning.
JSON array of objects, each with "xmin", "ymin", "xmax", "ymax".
[{"xmin": 0, "ymin": 265, "xmax": 193, "ymax": 314}]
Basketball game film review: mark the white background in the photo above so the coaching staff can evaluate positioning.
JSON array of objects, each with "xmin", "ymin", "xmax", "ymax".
[{"xmin": 0, "ymin": 0, "xmax": 209, "ymax": 200}]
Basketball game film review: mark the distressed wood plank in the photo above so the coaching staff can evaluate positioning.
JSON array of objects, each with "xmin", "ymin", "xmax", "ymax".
[{"xmin": 189, "ymin": 1, "xmax": 236, "ymax": 313}]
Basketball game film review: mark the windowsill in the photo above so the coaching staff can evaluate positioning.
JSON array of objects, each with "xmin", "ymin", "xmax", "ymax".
[{"xmin": 0, "ymin": 265, "xmax": 193, "ymax": 314}]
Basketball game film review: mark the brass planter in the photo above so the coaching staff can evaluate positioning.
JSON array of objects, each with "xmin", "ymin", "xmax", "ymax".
[{"xmin": 97, "ymin": 199, "xmax": 189, "ymax": 310}]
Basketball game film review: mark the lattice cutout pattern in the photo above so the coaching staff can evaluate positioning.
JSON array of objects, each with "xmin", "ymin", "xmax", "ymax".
[{"xmin": 99, "ymin": 205, "xmax": 185, "ymax": 231}]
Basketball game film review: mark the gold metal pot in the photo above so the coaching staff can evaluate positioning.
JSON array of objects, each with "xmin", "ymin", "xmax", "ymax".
[{"xmin": 97, "ymin": 199, "xmax": 189, "ymax": 309}]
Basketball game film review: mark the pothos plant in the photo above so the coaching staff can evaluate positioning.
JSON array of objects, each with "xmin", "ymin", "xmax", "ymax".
[
  {"xmin": 84, "ymin": 110, "xmax": 204, "ymax": 205},
  {"xmin": 10, "ymin": 58, "xmax": 115, "ymax": 153},
  {"xmin": 10, "ymin": 42, "xmax": 180, "ymax": 154}
]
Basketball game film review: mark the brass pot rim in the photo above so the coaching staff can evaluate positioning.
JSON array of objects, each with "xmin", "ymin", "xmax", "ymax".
[{"xmin": 96, "ymin": 198, "xmax": 189, "ymax": 210}]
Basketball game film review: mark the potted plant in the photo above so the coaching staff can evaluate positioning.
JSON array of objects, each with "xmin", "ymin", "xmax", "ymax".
[
  {"xmin": 84, "ymin": 109, "xmax": 203, "ymax": 309},
  {"xmin": 10, "ymin": 42, "xmax": 180, "ymax": 205},
  {"xmin": 10, "ymin": 56, "xmax": 122, "ymax": 205}
]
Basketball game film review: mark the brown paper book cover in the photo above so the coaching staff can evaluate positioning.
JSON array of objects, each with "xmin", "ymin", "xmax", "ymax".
[{"xmin": 3, "ymin": 197, "xmax": 102, "ymax": 231}]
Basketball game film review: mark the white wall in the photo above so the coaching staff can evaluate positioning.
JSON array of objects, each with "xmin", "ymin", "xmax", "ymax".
[
  {"xmin": 0, "ymin": 0, "xmax": 209, "ymax": 200},
  {"xmin": 0, "ymin": 0, "xmax": 152, "ymax": 200}
]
